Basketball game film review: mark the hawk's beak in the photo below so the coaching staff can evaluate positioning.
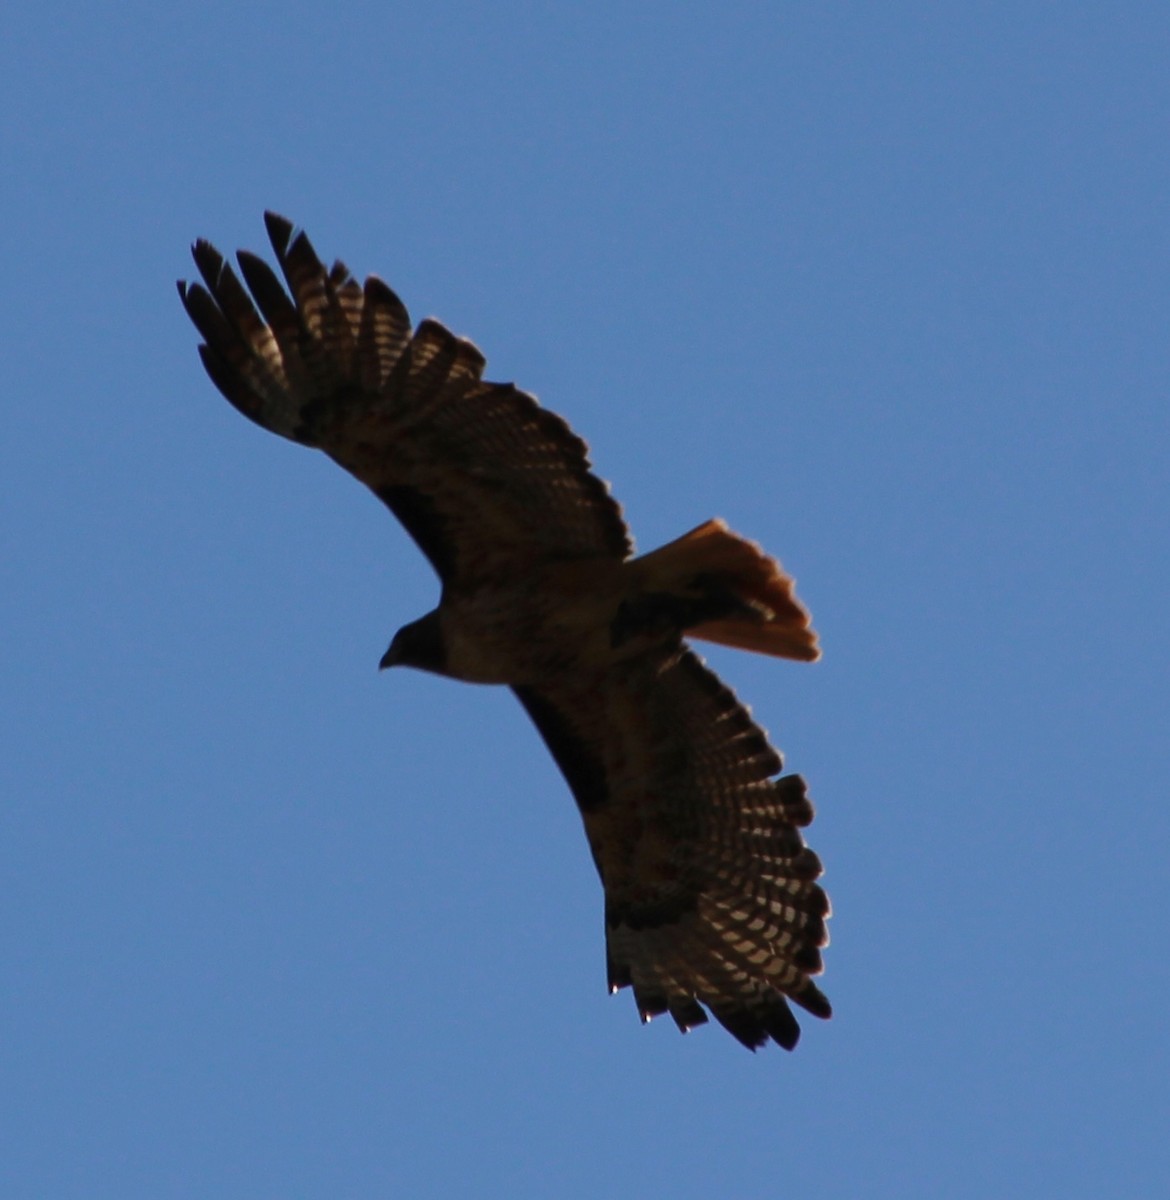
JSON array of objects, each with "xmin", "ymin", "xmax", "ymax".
[{"xmin": 378, "ymin": 642, "xmax": 399, "ymax": 671}]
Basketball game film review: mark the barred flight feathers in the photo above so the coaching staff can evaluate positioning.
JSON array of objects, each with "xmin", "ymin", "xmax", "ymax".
[
  {"xmin": 517, "ymin": 648, "xmax": 829, "ymax": 1051},
  {"xmin": 179, "ymin": 212, "xmax": 631, "ymax": 583}
]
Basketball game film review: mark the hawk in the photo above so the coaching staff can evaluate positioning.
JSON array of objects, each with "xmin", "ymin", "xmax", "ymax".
[{"xmin": 179, "ymin": 214, "xmax": 831, "ymax": 1051}]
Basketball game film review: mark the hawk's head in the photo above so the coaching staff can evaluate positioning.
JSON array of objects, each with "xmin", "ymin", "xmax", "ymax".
[{"xmin": 379, "ymin": 611, "xmax": 447, "ymax": 675}]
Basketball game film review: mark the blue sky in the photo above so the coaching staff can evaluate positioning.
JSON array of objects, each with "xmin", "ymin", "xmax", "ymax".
[{"xmin": 3, "ymin": 3, "xmax": 1168, "ymax": 1197}]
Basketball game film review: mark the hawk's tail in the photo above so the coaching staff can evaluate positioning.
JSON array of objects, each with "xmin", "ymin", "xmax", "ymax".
[{"xmin": 631, "ymin": 519, "xmax": 820, "ymax": 662}]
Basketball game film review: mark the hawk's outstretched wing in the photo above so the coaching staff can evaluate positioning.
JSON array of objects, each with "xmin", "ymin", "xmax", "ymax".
[
  {"xmin": 179, "ymin": 212, "xmax": 631, "ymax": 585},
  {"xmin": 516, "ymin": 647, "xmax": 830, "ymax": 1051}
]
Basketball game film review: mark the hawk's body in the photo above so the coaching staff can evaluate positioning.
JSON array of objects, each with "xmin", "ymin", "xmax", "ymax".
[{"xmin": 180, "ymin": 214, "xmax": 831, "ymax": 1051}]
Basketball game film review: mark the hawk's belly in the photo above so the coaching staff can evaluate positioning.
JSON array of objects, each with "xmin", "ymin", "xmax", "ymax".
[{"xmin": 439, "ymin": 563, "xmax": 628, "ymax": 685}]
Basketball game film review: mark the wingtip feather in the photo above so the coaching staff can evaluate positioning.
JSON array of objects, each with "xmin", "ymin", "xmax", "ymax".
[{"xmin": 263, "ymin": 210, "xmax": 295, "ymax": 254}]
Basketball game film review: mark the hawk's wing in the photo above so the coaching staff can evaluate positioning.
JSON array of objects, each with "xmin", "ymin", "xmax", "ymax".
[
  {"xmin": 179, "ymin": 213, "xmax": 631, "ymax": 585},
  {"xmin": 515, "ymin": 646, "xmax": 830, "ymax": 1051}
]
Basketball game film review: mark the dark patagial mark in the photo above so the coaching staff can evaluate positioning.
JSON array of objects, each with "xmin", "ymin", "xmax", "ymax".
[
  {"xmin": 375, "ymin": 484, "xmax": 456, "ymax": 582},
  {"xmin": 512, "ymin": 687, "xmax": 608, "ymax": 814}
]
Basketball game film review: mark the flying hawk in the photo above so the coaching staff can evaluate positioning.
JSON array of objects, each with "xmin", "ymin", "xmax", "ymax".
[{"xmin": 179, "ymin": 213, "xmax": 831, "ymax": 1051}]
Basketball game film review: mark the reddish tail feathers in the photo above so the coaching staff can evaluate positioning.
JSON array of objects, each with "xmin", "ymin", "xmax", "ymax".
[{"xmin": 635, "ymin": 519, "xmax": 820, "ymax": 662}]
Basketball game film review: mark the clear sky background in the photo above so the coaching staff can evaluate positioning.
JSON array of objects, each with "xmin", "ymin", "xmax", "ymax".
[{"xmin": 3, "ymin": 4, "xmax": 1167, "ymax": 1197}]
